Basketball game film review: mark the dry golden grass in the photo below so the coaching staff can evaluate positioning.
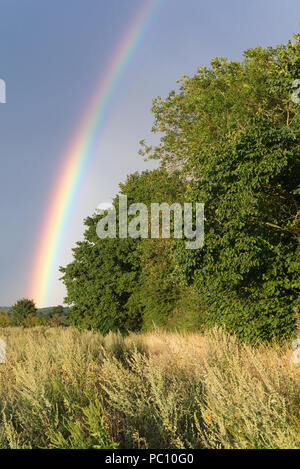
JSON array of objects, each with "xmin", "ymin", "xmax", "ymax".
[{"xmin": 0, "ymin": 326, "xmax": 299, "ymax": 449}]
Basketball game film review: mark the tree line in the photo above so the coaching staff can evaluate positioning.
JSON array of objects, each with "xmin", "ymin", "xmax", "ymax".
[
  {"xmin": 6, "ymin": 35, "xmax": 300, "ymax": 342},
  {"xmin": 60, "ymin": 35, "xmax": 300, "ymax": 342},
  {"xmin": 0, "ymin": 300, "xmax": 69, "ymax": 327}
]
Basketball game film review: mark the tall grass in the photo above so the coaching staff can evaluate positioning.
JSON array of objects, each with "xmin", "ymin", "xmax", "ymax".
[{"xmin": 0, "ymin": 326, "xmax": 299, "ymax": 449}]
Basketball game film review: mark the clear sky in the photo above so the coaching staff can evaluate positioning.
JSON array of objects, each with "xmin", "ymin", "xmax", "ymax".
[{"xmin": 0, "ymin": 0, "xmax": 299, "ymax": 307}]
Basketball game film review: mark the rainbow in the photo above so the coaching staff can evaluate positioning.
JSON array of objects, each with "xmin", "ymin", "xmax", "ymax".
[{"xmin": 30, "ymin": 0, "xmax": 162, "ymax": 307}]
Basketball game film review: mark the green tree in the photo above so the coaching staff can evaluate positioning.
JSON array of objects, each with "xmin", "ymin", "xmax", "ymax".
[
  {"xmin": 141, "ymin": 35, "xmax": 300, "ymax": 341},
  {"xmin": 61, "ymin": 35, "xmax": 300, "ymax": 341},
  {"xmin": 60, "ymin": 219, "xmax": 142, "ymax": 333},
  {"xmin": 50, "ymin": 305, "xmax": 64, "ymax": 317},
  {"xmin": 11, "ymin": 299, "xmax": 37, "ymax": 327},
  {"xmin": 46, "ymin": 305, "xmax": 69, "ymax": 327},
  {"xmin": 60, "ymin": 169, "xmax": 186, "ymax": 334}
]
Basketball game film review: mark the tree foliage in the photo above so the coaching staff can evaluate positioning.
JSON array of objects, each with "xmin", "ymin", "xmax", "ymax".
[
  {"xmin": 60, "ymin": 170, "xmax": 185, "ymax": 334},
  {"xmin": 11, "ymin": 299, "xmax": 37, "ymax": 327},
  {"xmin": 61, "ymin": 35, "xmax": 300, "ymax": 341}
]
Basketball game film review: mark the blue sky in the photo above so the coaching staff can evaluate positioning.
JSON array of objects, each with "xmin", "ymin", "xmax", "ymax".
[{"xmin": 0, "ymin": 0, "xmax": 299, "ymax": 306}]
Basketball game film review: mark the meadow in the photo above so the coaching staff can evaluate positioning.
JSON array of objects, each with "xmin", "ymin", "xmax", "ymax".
[{"xmin": 0, "ymin": 326, "xmax": 299, "ymax": 449}]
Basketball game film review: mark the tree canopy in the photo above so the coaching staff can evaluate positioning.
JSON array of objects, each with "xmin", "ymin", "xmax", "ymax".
[
  {"xmin": 11, "ymin": 299, "xmax": 37, "ymax": 326},
  {"xmin": 61, "ymin": 35, "xmax": 300, "ymax": 341}
]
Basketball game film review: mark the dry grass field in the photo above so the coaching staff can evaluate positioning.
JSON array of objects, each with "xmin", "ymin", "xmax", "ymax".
[{"xmin": 0, "ymin": 326, "xmax": 299, "ymax": 449}]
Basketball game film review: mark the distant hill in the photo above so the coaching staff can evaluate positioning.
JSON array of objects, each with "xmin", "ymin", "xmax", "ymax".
[{"xmin": 0, "ymin": 306, "xmax": 69, "ymax": 317}]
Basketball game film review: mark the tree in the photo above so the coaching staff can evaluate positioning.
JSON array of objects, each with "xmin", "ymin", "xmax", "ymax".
[
  {"xmin": 60, "ymin": 169, "xmax": 186, "ymax": 334},
  {"xmin": 61, "ymin": 35, "xmax": 300, "ymax": 341},
  {"xmin": 50, "ymin": 305, "xmax": 64, "ymax": 317},
  {"xmin": 141, "ymin": 35, "xmax": 300, "ymax": 341},
  {"xmin": 46, "ymin": 305, "xmax": 69, "ymax": 326},
  {"xmin": 11, "ymin": 299, "xmax": 37, "ymax": 326},
  {"xmin": 60, "ymin": 220, "xmax": 142, "ymax": 333}
]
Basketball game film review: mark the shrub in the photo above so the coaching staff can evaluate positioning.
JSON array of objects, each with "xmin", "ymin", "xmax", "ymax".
[{"xmin": 0, "ymin": 311, "xmax": 12, "ymax": 327}]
